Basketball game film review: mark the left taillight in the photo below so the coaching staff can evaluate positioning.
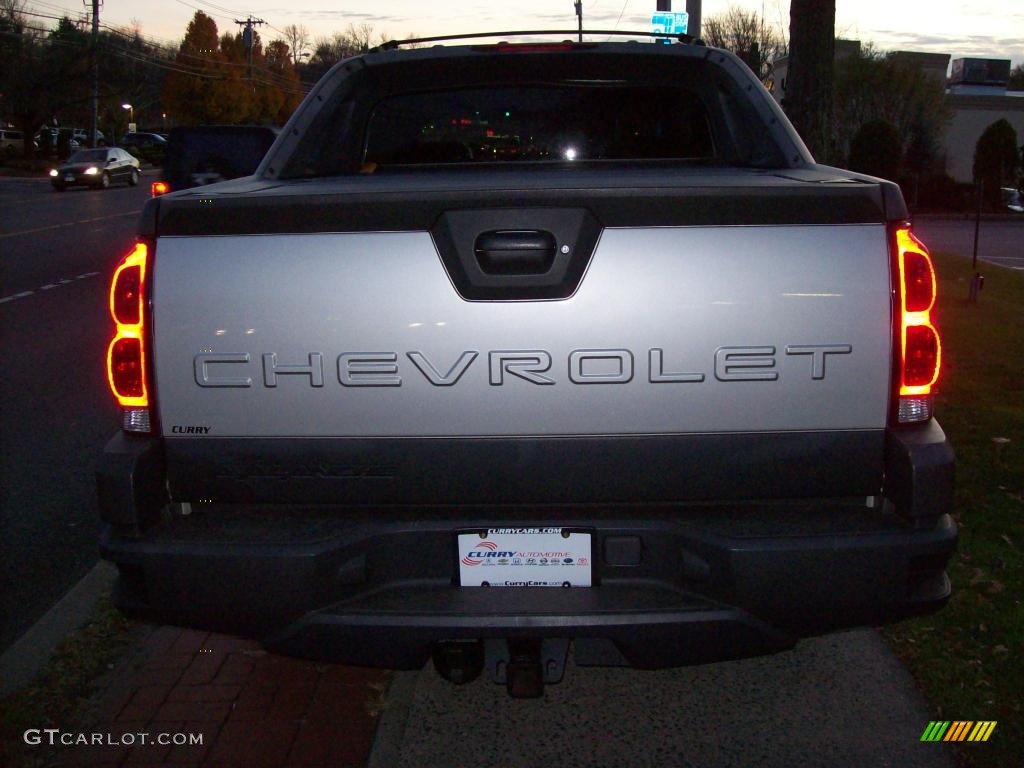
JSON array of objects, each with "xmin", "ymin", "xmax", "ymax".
[
  {"xmin": 891, "ymin": 224, "xmax": 941, "ymax": 424},
  {"xmin": 107, "ymin": 241, "xmax": 152, "ymax": 433}
]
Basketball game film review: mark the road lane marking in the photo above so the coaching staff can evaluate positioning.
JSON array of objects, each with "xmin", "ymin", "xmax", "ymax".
[
  {"xmin": 0, "ymin": 210, "xmax": 141, "ymax": 240},
  {"xmin": 0, "ymin": 291, "xmax": 34, "ymax": 304},
  {"xmin": 0, "ymin": 272, "xmax": 101, "ymax": 305},
  {"xmin": 976, "ymin": 257, "xmax": 1024, "ymax": 271}
]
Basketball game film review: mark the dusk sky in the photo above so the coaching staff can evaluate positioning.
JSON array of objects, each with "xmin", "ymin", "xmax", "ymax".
[{"xmin": 30, "ymin": 0, "xmax": 1024, "ymax": 69}]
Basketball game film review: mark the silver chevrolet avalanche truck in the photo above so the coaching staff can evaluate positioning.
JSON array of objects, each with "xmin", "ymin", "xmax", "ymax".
[{"xmin": 97, "ymin": 33, "xmax": 955, "ymax": 696}]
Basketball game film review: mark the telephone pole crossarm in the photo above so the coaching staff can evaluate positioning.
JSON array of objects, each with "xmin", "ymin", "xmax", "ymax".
[{"xmin": 234, "ymin": 16, "xmax": 266, "ymax": 82}]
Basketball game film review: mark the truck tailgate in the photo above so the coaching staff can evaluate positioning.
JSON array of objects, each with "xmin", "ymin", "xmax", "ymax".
[{"xmin": 153, "ymin": 224, "xmax": 891, "ymax": 437}]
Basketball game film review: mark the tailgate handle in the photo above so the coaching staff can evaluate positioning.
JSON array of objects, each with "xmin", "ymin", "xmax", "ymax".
[{"xmin": 474, "ymin": 230, "xmax": 557, "ymax": 275}]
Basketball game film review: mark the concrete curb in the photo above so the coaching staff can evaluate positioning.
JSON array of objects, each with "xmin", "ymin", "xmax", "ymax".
[
  {"xmin": 367, "ymin": 670, "xmax": 421, "ymax": 768},
  {"xmin": 0, "ymin": 560, "xmax": 117, "ymax": 697}
]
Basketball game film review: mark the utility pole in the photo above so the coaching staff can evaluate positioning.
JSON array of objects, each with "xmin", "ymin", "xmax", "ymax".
[
  {"xmin": 969, "ymin": 181, "xmax": 984, "ymax": 302},
  {"xmin": 89, "ymin": 0, "xmax": 101, "ymax": 148},
  {"xmin": 686, "ymin": 0, "xmax": 701, "ymax": 40},
  {"xmin": 235, "ymin": 16, "xmax": 265, "ymax": 83},
  {"xmin": 574, "ymin": 1, "xmax": 582, "ymax": 42}
]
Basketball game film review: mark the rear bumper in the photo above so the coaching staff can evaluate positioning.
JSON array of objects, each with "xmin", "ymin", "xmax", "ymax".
[{"xmin": 97, "ymin": 423, "xmax": 956, "ymax": 669}]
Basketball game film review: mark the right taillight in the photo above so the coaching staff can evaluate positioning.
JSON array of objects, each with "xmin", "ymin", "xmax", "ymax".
[
  {"xmin": 151, "ymin": 181, "xmax": 169, "ymax": 197},
  {"xmin": 892, "ymin": 224, "xmax": 941, "ymax": 423},
  {"xmin": 107, "ymin": 241, "xmax": 152, "ymax": 433}
]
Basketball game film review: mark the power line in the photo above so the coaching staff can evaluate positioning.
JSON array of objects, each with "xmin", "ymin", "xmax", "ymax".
[
  {"xmin": 99, "ymin": 23, "xmax": 177, "ymax": 52},
  {"xmin": 25, "ymin": 1, "xmax": 302, "ymax": 63},
  {"xmin": 22, "ymin": 5, "xmax": 174, "ymax": 49},
  {"xmin": 104, "ymin": 35, "xmax": 309, "ymax": 92},
  {"xmin": 20, "ymin": 9, "xmax": 79, "ymax": 23},
  {"xmin": 173, "ymin": 0, "xmax": 234, "ymax": 24},
  {"xmin": 11, "ymin": 6, "xmax": 310, "ymax": 92},
  {"xmin": 105, "ymin": 46, "xmax": 225, "ymax": 79},
  {"xmin": 201, "ymin": 0, "xmax": 249, "ymax": 17},
  {"xmin": 20, "ymin": 5, "xmax": 259, "ymax": 72},
  {"xmin": 606, "ymin": 0, "xmax": 631, "ymax": 41}
]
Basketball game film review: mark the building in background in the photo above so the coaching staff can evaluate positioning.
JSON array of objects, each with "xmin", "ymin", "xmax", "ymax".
[
  {"xmin": 771, "ymin": 46, "xmax": 1024, "ymax": 185},
  {"xmin": 891, "ymin": 51, "xmax": 950, "ymax": 85},
  {"xmin": 943, "ymin": 58, "xmax": 1024, "ymax": 184},
  {"xmin": 769, "ymin": 38, "xmax": 861, "ymax": 98}
]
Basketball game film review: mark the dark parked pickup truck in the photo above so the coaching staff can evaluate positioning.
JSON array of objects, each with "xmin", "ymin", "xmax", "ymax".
[{"xmin": 97, "ymin": 33, "xmax": 955, "ymax": 697}]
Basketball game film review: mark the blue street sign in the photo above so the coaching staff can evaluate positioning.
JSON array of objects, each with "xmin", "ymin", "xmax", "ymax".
[{"xmin": 651, "ymin": 11, "xmax": 689, "ymax": 36}]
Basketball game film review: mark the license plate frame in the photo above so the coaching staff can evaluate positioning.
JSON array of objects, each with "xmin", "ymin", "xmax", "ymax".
[{"xmin": 456, "ymin": 527, "xmax": 593, "ymax": 587}]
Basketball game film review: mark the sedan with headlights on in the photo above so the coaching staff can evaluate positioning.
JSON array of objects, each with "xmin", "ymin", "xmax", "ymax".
[{"xmin": 51, "ymin": 148, "xmax": 140, "ymax": 191}]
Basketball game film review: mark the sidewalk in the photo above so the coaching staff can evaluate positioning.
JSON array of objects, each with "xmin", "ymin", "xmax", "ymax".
[{"xmin": 54, "ymin": 625, "xmax": 390, "ymax": 768}]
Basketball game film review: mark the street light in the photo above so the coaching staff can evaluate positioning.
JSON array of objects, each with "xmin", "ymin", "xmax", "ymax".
[{"xmin": 121, "ymin": 104, "xmax": 134, "ymax": 144}]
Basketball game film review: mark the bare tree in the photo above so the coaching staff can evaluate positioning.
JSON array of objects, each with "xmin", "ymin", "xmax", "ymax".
[
  {"xmin": 344, "ymin": 22, "xmax": 374, "ymax": 53},
  {"xmin": 306, "ymin": 24, "xmax": 380, "ymax": 81},
  {"xmin": 785, "ymin": 0, "xmax": 836, "ymax": 162},
  {"xmin": 374, "ymin": 30, "xmax": 425, "ymax": 49},
  {"xmin": 282, "ymin": 23, "xmax": 310, "ymax": 67},
  {"xmin": 0, "ymin": 0, "xmax": 27, "ymax": 31},
  {"xmin": 0, "ymin": 0, "xmax": 25, "ymax": 18},
  {"xmin": 703, "ymin": 6, "xmax": 786, "ymax": 85}
]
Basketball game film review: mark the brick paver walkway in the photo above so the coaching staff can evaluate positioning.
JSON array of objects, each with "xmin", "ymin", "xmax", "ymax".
[{"xmin": 60, "ymin": 626, "xmax": 390, "ymax": 767}]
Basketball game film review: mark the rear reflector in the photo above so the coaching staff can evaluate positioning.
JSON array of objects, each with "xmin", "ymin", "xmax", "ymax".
[
  {"xmin": 893, "ymin": 225, "xmax": 941, "ymax": 423},
  {"xmin": 122, "ymin": 408, "xmax": 152, "ymax": 433},
  {"xmin": 902, "ymin": 249, "xmax": 935, "ymax": 313},
  {"xmin": 898, "ymin": 396, "xmax": 934, "ymax": 423},
  {"xmin": 111, "ymin": 264, "xmax": 141, "ymax": 325},
  {"xmin": 108, "ymin": 336, "xmax": 144, "ymax": 397},
  {"xmin": 903, "ymin": 324, "xmax": 940, "ymax": 386},
  {"xmin": 107, "ymin": 242, "xmax": 151, "ymax": 426}
]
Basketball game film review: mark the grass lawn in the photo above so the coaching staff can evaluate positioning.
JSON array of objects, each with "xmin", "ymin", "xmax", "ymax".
[
  {"xmin": 884, "ymin": 250, "xmax": 1023, "ymax": 766},
  {"xmin": 0, "ymin": 599, "xmax": 137, "ymax": 768}
]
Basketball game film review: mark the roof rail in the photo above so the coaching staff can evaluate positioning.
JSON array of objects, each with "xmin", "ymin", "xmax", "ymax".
[{"xmin": 372, "ymin": 29, "xmax": 702, "ymax": 53}]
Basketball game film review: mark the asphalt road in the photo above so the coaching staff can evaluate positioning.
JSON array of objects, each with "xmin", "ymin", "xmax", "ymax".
[
  {"xmin": 0, "ymin": 174, "xmax": 150, "ymax": 650},
  {"xmin": 913, "ymin": 216, "xmax": 1024, "ymax": 270}
]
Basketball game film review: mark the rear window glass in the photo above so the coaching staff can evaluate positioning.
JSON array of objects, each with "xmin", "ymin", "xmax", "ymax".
[
  {"xmin": 364, "ymin": 86, "xmax": 714, "ymax": 166},
  {"xmin": 275, "ymin": 51, "xmax": 790, "ymax": 178}
]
